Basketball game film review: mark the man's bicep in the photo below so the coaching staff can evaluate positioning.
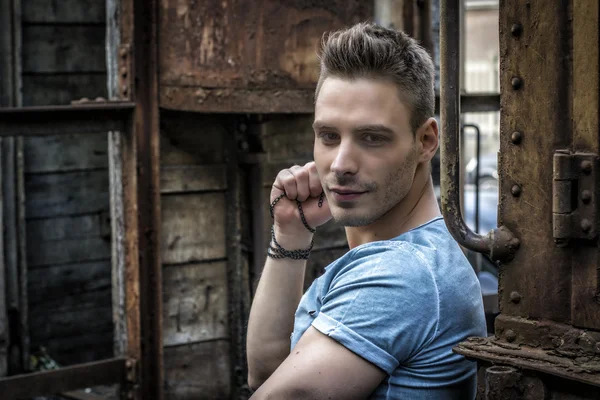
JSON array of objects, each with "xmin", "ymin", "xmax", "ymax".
[{"xmin": 249, "ymin": 326, "xmax": 386, "ymax": 400}]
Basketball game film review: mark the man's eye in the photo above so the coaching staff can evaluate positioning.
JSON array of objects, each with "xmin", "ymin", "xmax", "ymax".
[
  {"xmin": 363, "ymin": 134, "xmax": 384, "ymax": 143},
  {"xmin": 319, "ymin": 132, "xmax": 339, "ymax": 142}
]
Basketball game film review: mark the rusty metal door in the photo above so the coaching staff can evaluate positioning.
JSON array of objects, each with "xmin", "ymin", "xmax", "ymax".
[{"xmin": 441, "ymin": 0, "xmax": 600, "ymax": 398}]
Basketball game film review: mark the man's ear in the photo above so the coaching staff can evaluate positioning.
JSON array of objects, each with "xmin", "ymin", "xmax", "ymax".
[{"xmin": 416, "ymin": 118, "xmax": 439, "ymax": 163}]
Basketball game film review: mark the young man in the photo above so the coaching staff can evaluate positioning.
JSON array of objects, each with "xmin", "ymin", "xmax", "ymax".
[{"xmin": 246, "ymin": 22, "xmax": 486, "ymax": 399}]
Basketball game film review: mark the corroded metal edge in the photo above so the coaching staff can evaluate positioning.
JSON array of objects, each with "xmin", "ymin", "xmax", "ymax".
[{"xmin": 454, "ymin": 336, "xmax": 600, "ymax": 388}]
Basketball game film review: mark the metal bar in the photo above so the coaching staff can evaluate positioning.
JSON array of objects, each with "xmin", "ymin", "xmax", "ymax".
[
  {"xmin": 0, "ymin": 357, "xmax": 129, "ymax": 399},
  {"xmin": 132, "ymin": 0, "xmax": 163, "ymax": 398},
  {"xmin": 463, "ymin": 124, "xmax": 481, "ymax": 233},
  {"xmin": 0, "ymin": 103, "xmax": 135, "ymax": 136},
  {"xmin": 440, "ymin": 0, "xmax": 519, "ymax": 262}
]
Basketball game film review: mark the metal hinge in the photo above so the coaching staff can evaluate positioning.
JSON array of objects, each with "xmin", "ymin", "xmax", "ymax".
[{"xmin": 553, "ymin": 151, "xmax": 598, "ymax": 243}]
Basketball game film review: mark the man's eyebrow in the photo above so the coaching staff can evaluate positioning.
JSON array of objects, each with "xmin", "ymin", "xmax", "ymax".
[
  {"xmin": 353, "ymin": 124, "xmax": 395, "ymax": 134},
  {"xmin": 312, "ymin": 121, "xmax": 338, "ymax": 131}
]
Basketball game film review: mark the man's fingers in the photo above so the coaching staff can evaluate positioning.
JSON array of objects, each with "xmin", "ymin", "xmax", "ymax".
[
  {"xmin": 306, "ymin": 162, "xmax": 323, "ymax": 198},
  {"xmin": 273, "ymin": 168, "xmax": 298, "ymax": 201},
  {"xmin": 289, "ymin": 165, "xmax": 310, "ymax": 202}
]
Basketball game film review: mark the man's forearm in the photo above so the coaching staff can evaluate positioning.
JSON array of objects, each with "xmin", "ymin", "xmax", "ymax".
[{"xmin": 246, "ymin": 255, "xmax": 307, "ymax": 388}]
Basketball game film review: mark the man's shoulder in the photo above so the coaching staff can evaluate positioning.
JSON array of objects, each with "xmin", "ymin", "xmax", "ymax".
[{"xmin": 330, "ymin": 240, "xmax": 435, "ymax": 286}]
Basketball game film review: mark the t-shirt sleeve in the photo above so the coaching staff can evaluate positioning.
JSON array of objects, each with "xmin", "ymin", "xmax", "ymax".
[{"xmin": 311, "ymin": 244, "xmax": 439, "ymax": 374}]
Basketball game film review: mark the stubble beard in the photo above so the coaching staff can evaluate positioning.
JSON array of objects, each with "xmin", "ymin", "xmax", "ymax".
[{"xmin": 330, "ymin": 150, "xmax": 418, "ymax": 227}]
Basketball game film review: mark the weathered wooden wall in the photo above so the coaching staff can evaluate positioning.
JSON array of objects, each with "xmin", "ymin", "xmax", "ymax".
[
  {"xmin": 159, "ymin": 112, "xmax": 232, "ymax": 399},
  {"xmin": 21, "ymin": 0, "xmax": 113, "ymax": 365}
]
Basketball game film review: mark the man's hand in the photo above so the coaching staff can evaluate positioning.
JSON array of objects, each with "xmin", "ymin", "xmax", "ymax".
[{"xmin": 271, "ymin": 162, "xmax": 333, "ymax": 249}]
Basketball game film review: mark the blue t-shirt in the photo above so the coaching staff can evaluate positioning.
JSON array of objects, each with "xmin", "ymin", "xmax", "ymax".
[{"xmin": 291, "ymin": 217, "xmax": 487, "ymax": 399}]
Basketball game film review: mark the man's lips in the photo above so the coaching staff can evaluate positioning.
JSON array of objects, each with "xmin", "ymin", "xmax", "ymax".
[{"xmin": 329, "ymin": 187, "xmax": 367, "ymax": 201}]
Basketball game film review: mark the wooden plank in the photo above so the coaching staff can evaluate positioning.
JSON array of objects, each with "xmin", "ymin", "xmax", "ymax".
[
  {"xmin": 571, "ymin": 0, "xmax": 600, "ymax": 330},
  {"xmin": 161, "ymin": 193, "xmax": 226, "ymax": 264},
  {"xmin": 28, "ymin": 260, "xmax": 111, "ymax": 306},
  {"xmin": 498, "ymin": 0, "xmax": 572, "ymax": 322},
  {"xmin": 24, "ymin": 134, "xmax": 108, "ymax": 173},
  {"xmin": 163, "ymin": 262, "xmax": 229, "ymax": 347},
  {"xmin": 259, "ymin": 116, "xmax": 314, "ymax": 163},
  {"xmin": 29, "ymin": 293, "xmax": 112, "ymax": 341},
  {"xmin": 160, "ymin": 165, "xmax": 227, "ymax": 194},
  {"xmin": 164, "ymin": 340, "xmax": 231, "ymax": 400},
  {"xmin": 22, "ymin": 0, "xmax": 105, "ymax": 23},
  {"xmin": 27, "ymin": 236, "xmax": 110, "ymax": 269},
  {"xmin": 22, "ymin": 74, "xmax": 107, "ymax": 106},
  {"xmin": 22, "ymin": 25, "xmax": 106, "ymax": 73},
  {"xmin": 26, "ymin": 212, "xmax": 110, "ymax": 242},
  {"xmin": 25, "ymin": 169, "xmax": 109, "ymax": 219},
  {"xmin": 159, "ymin": 113, "xmax": 225, "ymax": 166}
]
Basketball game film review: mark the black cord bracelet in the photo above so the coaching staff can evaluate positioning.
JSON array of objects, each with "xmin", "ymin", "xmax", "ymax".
[{"xmin": 267, "ymin": 191, "xmax": 325, "ymax": 260}]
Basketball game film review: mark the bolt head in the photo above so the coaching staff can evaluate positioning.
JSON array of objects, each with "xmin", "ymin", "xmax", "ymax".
[
  {"xmin": 511, "ymin": 77, "xmax": 523, "ymax": 90},
  {"xmin": 510, "ymin": 291, "xmax": 521, "ymax": 304},
  {"xmin": 581, "ymin": 160, "xmax": 593, "ymax": 174},
  {"xmin": 511, "ymin": 23, "xmax": 523, "ymax": 37},
  {"xmin": 510, "ymin": 131, "xmax": 522, "ymax": 144},
  {"xmin": 506, "ymin": 329, "xmax": 517, "ymax": 342},
  {"xmin": 511, "ymin": 185, "xmax": 522, "ymax": 197},
  {"xmin": 581, "ymin": 219, "xmax": 592, "ymax": 233},
  {"xmin": 581, "ymin": 190, "xmax": 592, "ymax": 204}
]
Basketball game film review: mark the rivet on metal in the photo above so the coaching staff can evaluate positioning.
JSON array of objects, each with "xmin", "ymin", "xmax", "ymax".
[
  {"xmin": 581, "ymin": 190, "xmax": 592, "ymax": 204},
  {"xmin": 510, "ymin": 131, "xmax": 522, "ymax": 144},
  {"xmin": 510, "ymin": 291, "xmax": 521, "ymax": 304},
  {"xmin": 580, "ymin": 160, "xmax": 593, "ymax": 174},
  {"xmin": 505, "ymin": 330, "xmax": 517, "ymax": 343},
  {"xmin": 511, "ymin": 23, "xmax": 522, "ymax": 37},
  {"xmin": 511, "ymin": 185, "xmax": 522, "ymax": 197},
  {"xmin": 581, "ymin": 219, "xmax": 592, "ymax": 233},
  {"xmin": 511, "ymin": 77, "xmax": 523, "ymax": 90}
]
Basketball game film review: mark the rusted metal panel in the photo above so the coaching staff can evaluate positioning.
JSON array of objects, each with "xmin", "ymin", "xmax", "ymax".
[
  {"xmin": 571, "ymin": 0, "xmax": 600, "ymax": 331},
  {"xmin": 497, "ymin": 0, "xmax": 573, "ymax": 322},
  {"xmin": 0, "ymin": 357, "xmax": 131, "ymax": 399},
  {"xmin": 455, "ymin": 333, "xmax": 600, "ymax": 388},
  {"xmin": 158, "ymin": 0, "xmax": 373, "ymax": 113}
]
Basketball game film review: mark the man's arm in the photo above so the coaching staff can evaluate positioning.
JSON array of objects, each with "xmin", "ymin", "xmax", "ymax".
[
  {"xmin": 246, "ymin": 240, "xmax": 310, "ymax": 389},
  {"xmin": 249, "ymin": 326, "xmax": 386, "ymax": 400},
  {"xmin": 246, "ymin": 162, "xmax": 332, "ymax": 389}
]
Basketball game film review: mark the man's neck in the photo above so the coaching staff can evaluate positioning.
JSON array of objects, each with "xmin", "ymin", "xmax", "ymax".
[{"xmin": 345, "ymin": 167, "xmax": 441, "ymax": 249}]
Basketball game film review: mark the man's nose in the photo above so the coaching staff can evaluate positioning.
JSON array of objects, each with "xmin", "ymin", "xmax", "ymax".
[{"xmin": 330, "ymin": 140, "xmax": 358, "ymax": 176}]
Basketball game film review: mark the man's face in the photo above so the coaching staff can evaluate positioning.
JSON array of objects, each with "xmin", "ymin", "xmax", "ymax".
[{"xmin": 313, "ymin": 77, "xmax": 419, "ymax": 227}]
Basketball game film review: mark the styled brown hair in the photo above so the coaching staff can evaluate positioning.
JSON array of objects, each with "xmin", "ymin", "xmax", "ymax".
[{"xmin": 315, "ymin": 22, "xmax": 435, "ymax": 133}]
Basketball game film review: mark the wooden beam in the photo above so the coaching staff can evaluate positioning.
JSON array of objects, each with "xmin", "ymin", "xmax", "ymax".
[{"xmin": 0, "ymin": 357, "xmax": 130, "ymax": 399}]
